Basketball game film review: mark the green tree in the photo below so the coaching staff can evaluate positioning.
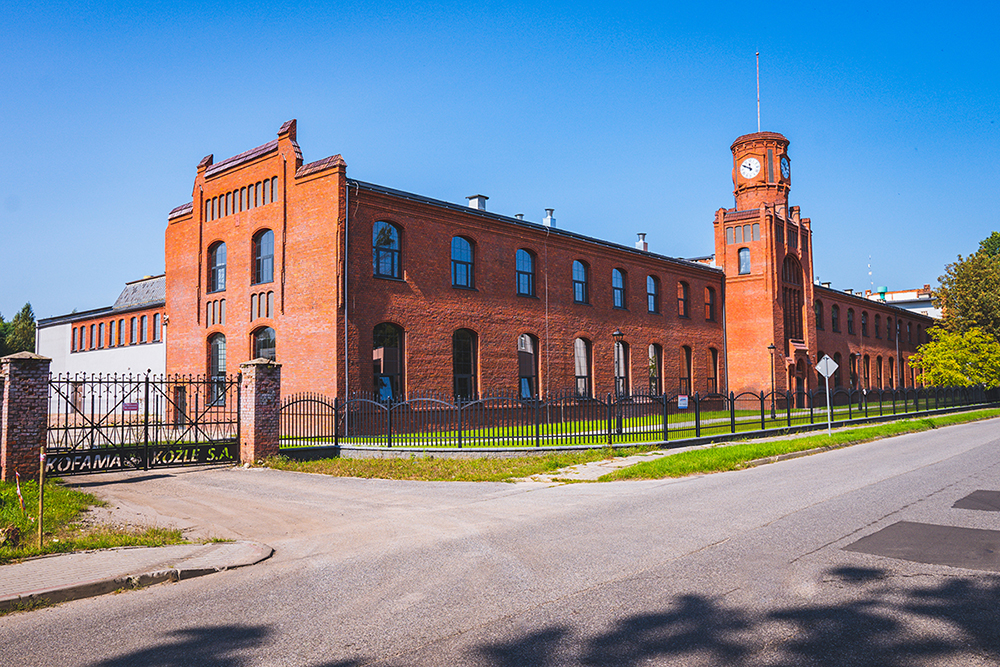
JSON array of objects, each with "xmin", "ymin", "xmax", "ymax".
[
  {"xmin": 0, "ymin": 303, "xmax": 36, "ymax": 355},
  {"xmin": 934, "ymin": 234, "xmax": 1000, "ymax": 338},
  {"xmin": 979, "ymin": 231, "xmax": 1000, "ymax": 257},
  {"xmin": 911, "ymin": 327, "xmax": 1000, "ymax": 388}
]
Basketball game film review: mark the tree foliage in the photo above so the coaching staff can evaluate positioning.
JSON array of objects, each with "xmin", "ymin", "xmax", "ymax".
[
  {"xmin": 934, "ymin": 234, "xmax": 1000, "ymax": 338},
  {"xmin": 0, "ymin": 303, "xmax": 36, "ymax": 356},
  {"xmin": 911, "ymin": 327, "xmax": 1000, "ymax": 389}
]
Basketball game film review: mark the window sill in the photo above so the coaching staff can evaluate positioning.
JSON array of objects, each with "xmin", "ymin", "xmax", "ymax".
[
  {"xmin": 613, "ymin": 306, "xmax": 629, "ymax": 311},
  {"xmin": 574, "ymin": 301, "xmax": 591, "ymax": 306},
  {"xmin": 452, "ymin": 285, "xmax": 478, "ymax": 292},
  {"xmin": 517, "ymin": 293, "xmax": 539, "ymax": 299},
  {"xmin": 207, "ymin": 289, "xmax": 226, "ymax": 295},
  {"xmin": 251, "ymin": 280, "xmax": 275, "ymax": 287},
  {"xmin": 373, "ymin": 275, "xmax": 405, "ymax": 282}
]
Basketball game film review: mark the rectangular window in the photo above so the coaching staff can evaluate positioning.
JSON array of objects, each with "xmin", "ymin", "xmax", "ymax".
[
  {"xmin": 734, "ymin": 226, "xmax": 743, "ymax": 243},
  {"xmin": 109, "ymin": 320, "xmax": 116, "ymax": 347},
  {"xmin": 98, "ymin": 322, "xmax": 105, "ymax": 348},
  {"xmin": 153, "ymin": 313, "xmax": 161, "ymax": 342},
  {"xmin": 130, "ymin": 318, "xmax": 137, "ymax": 344},
  {"xmin": 752, "ymin": 223, "xmax": 760, "ymax": 241},
  {"xmin": 139, "ymin": 315, "xmax": 147, "ymax": 343},
  {"xmin": 726, "ymin": 227, "xmax": 734, "ymax": 245},
  {"xmin": 89, "ymin": 324, "xmax": 95, "ymax": 348},
  {"xmin": 118, "ymin": 319, "xmax": 124, "ymax": 346},
  {"xmin": 677, "ymin": 282, "xmax": 689, "ymax": 318},
  {"xmin": 72, "ymin": 327, "xmax": 78, "ymax": 352}
]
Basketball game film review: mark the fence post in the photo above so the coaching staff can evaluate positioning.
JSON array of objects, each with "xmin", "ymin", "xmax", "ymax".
[
  {"xmin": 662, "ymin": 393, "xmax": 669, "ymax": 443},
  {"xmin": 760, "ymin": 391, "xmax": 766, "ymax": 430},
  {"xmin": 143, "ymin": 373, "xmax": 150, "ymax": 471},
  {"xmin": 786, "ymin": 391, "xmax": 792, "ymax": 427},
  {"xmin": 1, "ymin": 353, "xmax": 52, "ymax": 482},
  {"xmin": 607, "ymin": 393, "xmax": 613, "ymax": 446},
  {"xmin": 238, "ymin": 359, "xmax": 281, "ymax": 464},
  {"xmin": 534, "ymin": 399, "xmax": 540, "ymax": 448},
  {"xmin": 333, "ymin": 396, "xmax": 340, "ymax": 448},
  {"xmin": 387, "ymin": 401, "xmax": 393, "ymax": 448},
  {"xmin": 730, "ymin": 392, "xmax": 736, "ymax": 434},
  {"xmin": 809, "ymin": 390, "xmax": 814, "ymax": 424},
  {"xmin": 694, "ymin": 393, "xmax": 701, "ymax": 438},
  {"xmin": 457, "ymin": 400, "xmax": 463, "ymax": 449}
]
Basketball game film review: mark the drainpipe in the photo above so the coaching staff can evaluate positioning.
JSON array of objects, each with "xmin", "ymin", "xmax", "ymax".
[{"xmin": 344, "ymin": 181, "xmax": 350, "ymax": 402}]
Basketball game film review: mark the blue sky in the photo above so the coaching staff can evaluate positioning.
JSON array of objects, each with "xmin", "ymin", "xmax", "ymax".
[{"xmin": 2, "ymin": 1, "xmax": 998, "ymax": 320}]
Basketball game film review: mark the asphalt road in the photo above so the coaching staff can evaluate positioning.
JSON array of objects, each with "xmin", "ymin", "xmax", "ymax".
[{"xmin": 2, "ymin": 419, "xmax": 1000, "ymax": 666}]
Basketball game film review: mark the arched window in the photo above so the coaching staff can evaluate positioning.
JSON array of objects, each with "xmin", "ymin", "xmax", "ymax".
[
  {"xmin": 515, "ymin": 249, "xmax": 535, "ymax": 296},
  {"xmin": 517, "ymin": 333, "xmax": 539, "ymax": 399},
  {"xmin": 648, "ymin": 344, "xmax": 662, "ymax": 394},
  {"xmin": 875, "ymin": 314, "xmax": 881, "ymax": 339},
  {"xmin": 98, "ymin": 323, "xmax": 105, "ymax": 349},
  {"xmin": 831, "ymin": 305, "xmax": 841, "ymax": 332},
  {"xmin": 451, "ymin": 237, "xmax": 474, "ymax": 288},
  {"xmin": 708, "ymin": 348, "xmax": 719, "ymax": 393},
  {"xmin": 887, "ymin": 316, "xmax": 893, "ymax": 340},
  {"xmin": 573, "ymin": 261, "xmax": 589, "ymax": 304},
  {"xmin": 373, "ymin": 323, "xmax": 404, "ymax": 402},
  {"xmin": 252, "ymin": 229, "xmax": 275, "ymax": 284},
  {"xmin": 614, "ymin": 340, "xmax": 630, "ymax": 396},
  {"xmin": 208, "ymin": 333, "xmax": 227, "ymax": 405},
  {"xmin": 574, "ymin": 338, "xmax": 592, "ymax": 397},
  {"xmin": 139, "ymin": 315, "xmax": 148, "ymax": 343},
  {"xmin": 704, "ymin": 286, "xmax": 717, "ymax": 321},
  {"xmin": 847, "ymin": 309, "xmax": 855, "ymax": 335},
  {"xmin": 876, "ymin": 356, "xmax": 883, "ymax": 387},
  {"xmin": 863, "ymin": 354, "xmax": 871, "ymax": 389},
  {"xmin": 816, "ymin": 350, "xmax": 826, "ymax": 385},
  {"xmin": 373, "ymin": 221, "xmax": 401, "ymax": 279},
  {"xmin": 815, "ymin": 300, "xmax": 824, "ymax": 329},
  {"xmin": 907, "ymin": 322, "xmax": 912, "ymax": 343},
  {"xmin": 117, "ymin": 319, "xmax": 124, "ymax": 346},
  {"xmin": 108, "ymin": 320, "xmax": 116, "ymax": 347},
  {"xmin": 849, "ymin": 353, "xmax": 858, "ymax": 388},
  {"xmin": 130, "ymin": 317, "xmax": 137, "ymax": 344},
  {"xmin": 208, "ymin": 242, "xmax": 227, "ymax": 293},
  {"xmin": 833, "ymin": 352, "xmax": 843, "ymax": 387},
  {"xmin": 888, "ymin": 357, "xmax": 895, "ymax": 388},
  {"xmin": 677, "ymin": 282, "xmax": 690, "ymax": 318},
  {"xmin": 152, "ymin": 314, "xmax": 161, "ymax": 342},
  {"xmin": 612, "ymin": 269, "xmax": 627, "ymax": 309},
  {"xmin": 72, "ymin": 327, "xmax": 78, "ymax": 352},
  {"xmin": 738, "ymin": 248, "xmax": 751, "ymax": 274},
  {"xmin": 253, "ymin": 326, "xmax": 276, "ymax": 361},
  {"xmin": 782, "ymin": 256, "xmax": 804, "ymax": 340},
  {"xmin": 680, "ymin": 346, "xmax": 693, "ymax": 395},
  {"xmin": 452, "ymin": 329, "xmax": 477, "ymax": 400},
  {"xmin": 647, "ymin": 276, "xmax": 659, "ymax": 313},
  {"xmin": 861, "ymin": 312, "xmax": 869, "ymax": 337},
  {"xmin": 89, "ymin": 324, "xmax": 95, "ymax": 348}
]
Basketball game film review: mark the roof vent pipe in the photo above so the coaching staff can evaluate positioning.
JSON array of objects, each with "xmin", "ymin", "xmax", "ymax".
[
  {"xmin": 514, "ymin": 213, "xmax": 524, "ymax": 220},
  {"xmin": 543, "ymin": 208, "xmax": 556, "ymax": 227},
  {"xmin": 467, "ymin": 194, "xmax": 488, "ymax": 211},
  {"xmin": 635, "ymin": 233, "xmax": 648, "ymax": 251}
]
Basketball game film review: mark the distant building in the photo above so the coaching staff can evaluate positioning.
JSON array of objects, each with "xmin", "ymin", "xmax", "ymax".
[
  {"xmin": 864, "ymin": 285, "xmax": 941, "ymax": 320},
  {"xmin": 36, "ymin": 275, "xmax": 166, "ymax": 378}
]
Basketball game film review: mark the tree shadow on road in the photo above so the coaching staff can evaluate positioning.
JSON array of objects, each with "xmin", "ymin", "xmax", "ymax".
[{"xmin": 469, "ymin": 566, "xmax": 1000, "ymax": 666}]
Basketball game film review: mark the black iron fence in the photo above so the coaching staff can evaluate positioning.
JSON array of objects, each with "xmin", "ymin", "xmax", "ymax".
[
  {"xmin": 279, "ymin": 385, "xmax": 997, "ymax": 450},
  {"xmin": 46, "ymin": 373, "xmax": 240, "ymax": 475}
]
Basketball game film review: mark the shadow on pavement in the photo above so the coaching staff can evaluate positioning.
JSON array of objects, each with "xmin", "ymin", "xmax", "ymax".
[{"xmin": 468, "ymin": 566, "xmax": 1000, "ymax": 666}]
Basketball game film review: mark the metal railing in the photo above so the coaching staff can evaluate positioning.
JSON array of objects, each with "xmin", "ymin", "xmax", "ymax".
[{"xmin": 278, "ymin": 385, "xmax": 997, "ymax": 450}]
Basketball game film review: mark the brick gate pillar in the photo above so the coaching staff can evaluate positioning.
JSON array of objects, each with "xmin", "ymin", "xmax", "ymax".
[
  {"xmin": 239, "ymin": 358, "xmax": 282, "ymax": 464},
  {"xmin": 1, "ymin": 352, "xmax": 52, "ymax": 482}
]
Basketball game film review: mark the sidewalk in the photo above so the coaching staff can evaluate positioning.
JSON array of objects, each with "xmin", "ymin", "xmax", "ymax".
[{"xmin": 0, "ymin": 540, "xmax": 272, "ymax": 612}]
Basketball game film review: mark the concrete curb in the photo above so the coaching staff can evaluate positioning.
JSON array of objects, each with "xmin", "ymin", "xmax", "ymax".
[{"xmin": 0, "ymin": 541, "xmax": 273, "ymax": 613}]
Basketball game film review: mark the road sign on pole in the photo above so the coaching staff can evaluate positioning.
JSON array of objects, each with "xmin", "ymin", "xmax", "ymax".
[{"xmin": 815, "ymin": 355, "xmax": 839, "ymax": 434}]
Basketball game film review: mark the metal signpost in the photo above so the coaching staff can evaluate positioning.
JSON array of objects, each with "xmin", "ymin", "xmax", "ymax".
[{"xmin": 815, "ymin": 354, "xmax": 839, "ymax": 435}]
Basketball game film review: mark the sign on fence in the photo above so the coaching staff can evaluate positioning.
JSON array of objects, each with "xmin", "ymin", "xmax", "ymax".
[{"xmin": 678, "ymin": 395, "xmax": 689, "ymax": 409}]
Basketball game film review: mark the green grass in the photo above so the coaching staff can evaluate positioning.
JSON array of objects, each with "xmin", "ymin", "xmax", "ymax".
[
  {"xmin": 263, "ymin": 445, "xmax": 655, "ymax": 482},
  {"xmin": 0, "ymin": 479, "xmax": 185, "ymax": 565},
  {"xmin": 602, "ymin": 408, "xmax": 1000, "ymax": 481}
]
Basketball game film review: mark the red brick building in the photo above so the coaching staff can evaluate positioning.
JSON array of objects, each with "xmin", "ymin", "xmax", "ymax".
[{"xmin": 163, "ymin": 121, "xmax": 932, "ymax": 400}]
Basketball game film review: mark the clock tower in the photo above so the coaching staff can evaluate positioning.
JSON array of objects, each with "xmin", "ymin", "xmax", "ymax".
[{"xmin": 715, "ymin": 131, "xmax": 816, "ymax": 394}]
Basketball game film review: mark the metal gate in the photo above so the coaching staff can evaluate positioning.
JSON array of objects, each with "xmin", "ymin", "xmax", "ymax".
[{"xmin": 46, "ymin": 373, "xmax": 240, "ymax": 475}]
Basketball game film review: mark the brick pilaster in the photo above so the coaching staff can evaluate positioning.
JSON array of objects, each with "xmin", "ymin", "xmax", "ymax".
[
  {"xmin": 239, "ymin": 359, "xmax": 282, "ymax": 464},
  {"xmin": 1, "ymin": 352, "xmax": 52, "ymax": 482}
]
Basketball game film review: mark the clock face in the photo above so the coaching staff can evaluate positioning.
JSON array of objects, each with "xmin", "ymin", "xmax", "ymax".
[
  {"xmin": 780, "ymin": 156, "xmax": 790, "ymax": 179},
  {"xmin": 739, "ymin": 157, "xmax": 761, "ymax": 179}
]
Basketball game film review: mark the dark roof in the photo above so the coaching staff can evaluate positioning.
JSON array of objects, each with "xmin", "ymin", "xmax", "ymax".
[
  {"xmin": 813, "ymin": 284, "xmax": 934, "ymax": 321},
  {"xmin": 37, "ymin": 306, "xmax": 114, "ymax": 328},
  {"xmin": 296, "ymin": 154, "xmax": 345, "ymax": 178},
  {"xmin": 350, "ymin": 179, "xmax": 723, "ymax": 276},
  {"xmin": 168, "ymin": 201, "xmax": 193, "ymax": 220},
  {"xmin": 205, "ymin": 139, "xmax": 279, "ymax": 177},
  {"xmin": 113, "ymin": 275, "xmax": 165, "ymax": 311}
]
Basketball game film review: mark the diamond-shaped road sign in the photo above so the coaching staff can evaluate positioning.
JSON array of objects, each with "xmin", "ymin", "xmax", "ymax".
[{"xmin": 816, "ymin": 354, "xmax": 839, "ymax": 379}]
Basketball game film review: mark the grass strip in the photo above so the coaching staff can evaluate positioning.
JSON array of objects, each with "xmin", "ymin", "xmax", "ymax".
[
  {"xmin": 1, "ymin": 479, "xmax": 185, "ymax": 565},
  {"xmin": 263, "ymin": 445, "xmax": 654, "ymax": 482},
  {"xmin": 602, "ymin": 408, "xmax": 1000, "ymax": 481}
]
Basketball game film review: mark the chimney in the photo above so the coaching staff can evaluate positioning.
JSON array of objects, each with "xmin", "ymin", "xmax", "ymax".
[
  {"xmin": 821, "ymin": 281, "xmax": 831, "ymax": 289},
  {"xmin": 543, "ymin": 208, "xmax": 556, "ymax": 227},
  {"xmin": 515, "ymin": 213, "xmax": 524, "ymax": 220},
  {"xmin": 467, "ymin": 194, "xmax": 488, "ymax": 211},
  {"xmin": 635, "ymin": 233, "xmax": 648, "ymax": 251}
]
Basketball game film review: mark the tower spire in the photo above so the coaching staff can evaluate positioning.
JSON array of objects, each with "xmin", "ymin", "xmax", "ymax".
[{"xmin": 756, "ymin": 51, "xmax": 761, "ymax": 133}]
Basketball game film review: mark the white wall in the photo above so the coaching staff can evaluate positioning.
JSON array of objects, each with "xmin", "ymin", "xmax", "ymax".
[{"xmin": 37, "ymin": 322, "xmax": 166, "ymax": 378}]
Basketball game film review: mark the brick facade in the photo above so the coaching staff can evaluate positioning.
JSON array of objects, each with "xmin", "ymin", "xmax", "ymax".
[
  {"xmin": 163, "ymin": 122, "xmax": 933, "ymax": 402},
  {"xmin": 1, "ymin": 353, "xmax": 51, "ymax": 481}
]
